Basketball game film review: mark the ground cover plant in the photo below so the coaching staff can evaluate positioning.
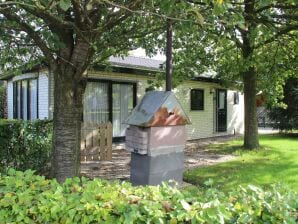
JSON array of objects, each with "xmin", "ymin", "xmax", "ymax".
[
  {"xmin": 184, "ymin": 134, "xmax": 298, "ymax": 192},
  {"xmin": 0, "ymin": 169, "xmax": 297, "ymax": 224}
]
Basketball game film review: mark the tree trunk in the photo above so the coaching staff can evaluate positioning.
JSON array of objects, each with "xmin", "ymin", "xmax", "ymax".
[
  {"xmin": 52, "ymin": 66, "xmax": 85, "ymax": 182},
  {"xmin": 243, "ymin": 68, "xmax": 259, "ymax": 149}
]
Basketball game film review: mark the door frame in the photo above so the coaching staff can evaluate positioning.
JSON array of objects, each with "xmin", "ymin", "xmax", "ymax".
[{"xmin": 216, "ymin": 89, "xmax": 227, "ymax": 132}]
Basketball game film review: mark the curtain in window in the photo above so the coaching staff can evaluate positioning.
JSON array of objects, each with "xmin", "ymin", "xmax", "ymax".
[
  {"xmin": 83, "ymin": 82, "xmax": 109, "ymax": 124},
  {"xmin": 112, "ymin": 84, "xmax": 133, "ymax": 137}
]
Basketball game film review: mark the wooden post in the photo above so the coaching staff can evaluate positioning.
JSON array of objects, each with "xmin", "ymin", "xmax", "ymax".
[{"xmin": 166, "ymin": 19, "xmax": 173, "ymax": 92}]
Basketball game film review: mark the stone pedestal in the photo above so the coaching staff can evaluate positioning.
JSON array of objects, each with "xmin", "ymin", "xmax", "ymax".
[{"xmin": 130, "ymin": 152, "xmax": 184, "ymax": 185}]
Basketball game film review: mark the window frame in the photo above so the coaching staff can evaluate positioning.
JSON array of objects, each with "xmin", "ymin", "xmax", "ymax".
[
  {"xmin": 85, "ymin": 79, "xmax": 137, "ymax": 141},
  {"xmin": 13, "ymin": 79, "xmax": 38, "ymax": 120},
  {"xmin": 190, "ymin": 88, "xmax": 204, "ymax": 111}
]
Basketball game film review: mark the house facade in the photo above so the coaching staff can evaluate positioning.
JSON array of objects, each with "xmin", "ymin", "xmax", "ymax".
[{"xmin": 2, "ymin": 56, "xmax": 244, "ymax": 141}]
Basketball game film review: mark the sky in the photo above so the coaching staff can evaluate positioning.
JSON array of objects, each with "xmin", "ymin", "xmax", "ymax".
[{"xmin": 129, "ymin": 48, "xmax": 166, "ymax": 61}]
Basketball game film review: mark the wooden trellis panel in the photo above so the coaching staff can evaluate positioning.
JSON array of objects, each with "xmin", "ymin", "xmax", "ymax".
[{"xmin": 80, "ymin": 122, "xmax": 112, "ymax": 161}]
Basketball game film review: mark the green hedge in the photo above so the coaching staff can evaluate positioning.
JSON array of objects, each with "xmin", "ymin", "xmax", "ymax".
[
  {"xmin": 0, "ymin": 120, "xmax": 52, "ymax": 175},
  {"xmin": 0, "ymin": 85, "xmax": 5, "ymax": 118},
  {"xmin": 0, "ymin": 169, "xmax": 297, "ymax": 224}
]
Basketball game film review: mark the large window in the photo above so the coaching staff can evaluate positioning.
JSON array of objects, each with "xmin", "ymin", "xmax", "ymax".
[
  {"xmin": 83, "ymin": 80, "xmax": 136, "ymax": 139},
  {"xmin": 190, "ymin": 89, "xmax": 204, "ymax": 110},
  {"xmin": 13, "ymin": 79, "xmax": 38, "ymax": 120}
]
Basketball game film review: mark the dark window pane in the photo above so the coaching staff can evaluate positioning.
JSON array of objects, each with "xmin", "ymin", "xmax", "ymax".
[
  {"xmin": 22, "ymin": 81, "xmax": 28, "ymax": 120},
  {"xmin": 17, "ymin": 81, "xmax": 22, "ymax": 119},
  {"xmin": 13, "ymin": 82, "xmax": 18, "ymax": 119},
  {"xmin": 234, "ymin": 92, "xmax": 239, "ymax": 104},
  {"xmin": 191, "ymin": 89, "xmax": 204, "ymax": 110}
]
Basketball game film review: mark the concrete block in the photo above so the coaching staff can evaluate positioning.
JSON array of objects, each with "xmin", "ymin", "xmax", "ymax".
[{"xmin": 130, "ymin": 152, "xmax": 184, "ymax": 186}]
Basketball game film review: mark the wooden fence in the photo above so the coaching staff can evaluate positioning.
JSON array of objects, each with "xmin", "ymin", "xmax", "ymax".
[{"xmin": 80, "ymin": 122, "xmax": 113, "ymax": 161}]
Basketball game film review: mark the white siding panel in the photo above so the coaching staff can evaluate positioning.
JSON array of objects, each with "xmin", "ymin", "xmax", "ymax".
[
  {"xmin": 38, "ymin": 73, "xmax": 49, "ymax": 119},
  {"xmin": 175, "ymin": 81, "xmax": 218, "ymax": 140},
  {"xmin": 175, "ymin": 82, "xmax": 244, "ymax": 140},
  {"xmin": 7, "ymin": 80, "xmax": 13, "ymax": 119},
  {"xmin": 48, "ymin": 71, "xmax": 54, "ymax": 119}
]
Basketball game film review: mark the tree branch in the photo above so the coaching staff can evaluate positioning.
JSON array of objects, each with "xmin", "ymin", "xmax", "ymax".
[
  {"xmin": 256, "ymin": 3, "xmax": 298, "ymax": 14},
  {"xmin": 71, "ymin": 0, "xmax": 86, "ymax": 29},
  {"xmin": 0, "ymin": 9, "xmax": 55, "ymax": 64},
  {"xmin": 256, "ymin": 25, "xmax": 298, "ymax": 48}
]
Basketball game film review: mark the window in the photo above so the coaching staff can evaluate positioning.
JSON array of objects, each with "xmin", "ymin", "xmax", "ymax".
[
  {"xmin": 234, "ymin": 92, "xmax": 239, "ymax": 105},
  {"xmin": 190, "ymin": 89, "xmax": 204, "ymax": 110},
  {"xmin": 13, "ymin": 79, "xmax": 38, "ymax": 120},
  {"xmin": 83, "ymin": 80, "xmax": 136, "ymax": 139}
]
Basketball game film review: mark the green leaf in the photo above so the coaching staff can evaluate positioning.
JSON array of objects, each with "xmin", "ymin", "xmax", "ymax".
[
  {"xmin": 181, "ymin": 200, "xmax": 191, "ymax": 211},
  {"xmin": 59, "ymin": 0, "xmax": 71, "ymax": 11}
]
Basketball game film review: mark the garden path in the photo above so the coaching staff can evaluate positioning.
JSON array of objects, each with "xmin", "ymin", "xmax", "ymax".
[{"xmin": 80, "ymin": 135, "xmax": 238, "ymax": 180}]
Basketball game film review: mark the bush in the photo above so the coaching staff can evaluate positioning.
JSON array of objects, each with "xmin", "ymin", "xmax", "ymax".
[
  {"xmin": 268, "ymin": 78, "xmax": 298, "ymax": 131},
  {"xmin": 0, "ymin": 85, "xmax": 5, "ymax": 118},
  {"xmin": 0, "ymin": 169, "xmax": 297, "ymax": 224},
  {"xmin": 0, "ymin": 120, "xmax": 52, "ymax": 175}
]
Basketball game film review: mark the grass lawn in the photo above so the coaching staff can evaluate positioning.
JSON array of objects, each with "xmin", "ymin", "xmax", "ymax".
[{"xmin": 184, "ymin": 134, "xmax": 298, "ymax": 192}]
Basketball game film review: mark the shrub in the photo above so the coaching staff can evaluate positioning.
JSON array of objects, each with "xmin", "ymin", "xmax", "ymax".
[
  {"xmin": 0, "ymin": 120, "xmax": 52, "ymax": 175},
  {"xmin": 0, "ymin": 85, "xmax": 5, "ymax": 118},
  {"xmin": 0, "ymin": 169, "xmax": 297, "ymax": 224},
  {"xmin": 268, "ymin": 78, "xmax": 298, "ymax": 131}
]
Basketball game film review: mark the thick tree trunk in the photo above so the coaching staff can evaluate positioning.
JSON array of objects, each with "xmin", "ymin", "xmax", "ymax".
[
  {"xmin": 52, "ymin": 67, "xmax": 85, "ymax": 182},
  {"xmin": 243, "ymin": 68, "xmax": 259, "ymax": 149}
]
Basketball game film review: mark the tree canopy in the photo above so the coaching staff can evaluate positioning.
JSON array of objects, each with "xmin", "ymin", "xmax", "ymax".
[
  {"xmin": 0, "ymin": 0, "xmax": 202, "ymax": 181},
  {"xmin": 170, "ymin": 0, "xmax": 298, "ymax": 148}
]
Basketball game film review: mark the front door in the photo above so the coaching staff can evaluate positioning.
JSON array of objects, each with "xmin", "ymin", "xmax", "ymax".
[{"xmin": 216, "ymin": 89, "xmax": 227, "ymax": 132}]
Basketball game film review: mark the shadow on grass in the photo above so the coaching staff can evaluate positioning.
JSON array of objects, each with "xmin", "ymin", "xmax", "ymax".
[
  {"xmin": 184, "ymin": 134, "xmax": 298, "ymax": 192},
  {"xmin": 184, "ymin": 158, "xmax": 298, "ymax": 191}
]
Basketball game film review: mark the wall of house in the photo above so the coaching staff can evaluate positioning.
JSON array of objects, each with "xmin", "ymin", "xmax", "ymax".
[
  {"xmin": 7, "ymin": 80, "xmax": 13, "ymax": 119},
  {"xmin": 38, "ymin": 72, "xmax": 49, "ymax": 119},
  {"xmin": 175, "ymin": 81, "xmax": 218, "ymax": 139},
  {"xmin": 85, "ymin": 72, "xmax": 244, "ymax": 140},
  {"xmin": 173, "ymin": 81, "xmax": 243, "ymax": 140},
  {"xmin": 227, "ymin": 90, "xmax": 244, "ymax": 135},
  {"xmin": 16, "ymin": 68, "xmax": 243, "ymax": 140}
]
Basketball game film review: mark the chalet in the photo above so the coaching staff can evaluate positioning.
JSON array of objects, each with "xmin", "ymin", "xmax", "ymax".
[{"xmin": 0, "ymin": 56, "xmax": 244, "ymax": 141}]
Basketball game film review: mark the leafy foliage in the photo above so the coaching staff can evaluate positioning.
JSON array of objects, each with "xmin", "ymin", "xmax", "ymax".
[
  {"xmin": 0, "ymin": 120, "xmax": 52, "ymax": 175},
  {"xmin": 0, "ymin": 0, "xmax": 203, "ymax": 180},
  {"xmin": 172, "ymin": 0, "xmax": 298, "ymax": 92},
  {"xmin": 170, "ymin": 0, "xmax": 298, "ymax": 148},
  {"xmin": 0, "ymin": 84, "xmax": 5, "ymax": 118},
  {"xmin": 0, "ymin": 169, "xmax": 297, "ymax": 224},
  {"xmin": 268, "ymin": 78, "xmax": 298, "ymax": 131}
]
